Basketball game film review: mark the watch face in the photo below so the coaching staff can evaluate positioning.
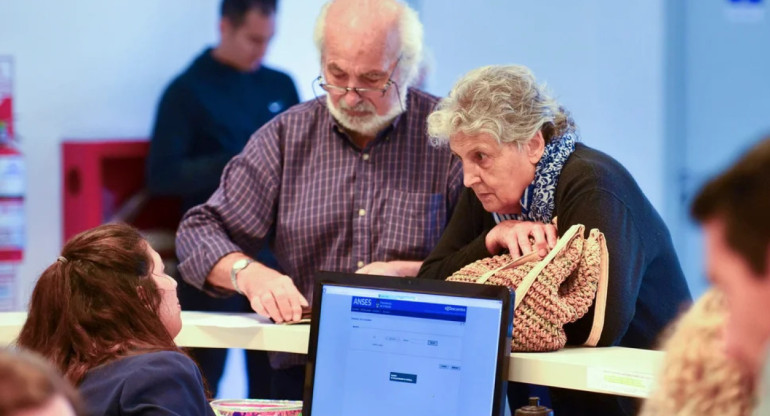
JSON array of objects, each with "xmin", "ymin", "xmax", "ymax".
[{"xmin": 233, "ymin": 259, "xmax": 250, "ymax": 270}]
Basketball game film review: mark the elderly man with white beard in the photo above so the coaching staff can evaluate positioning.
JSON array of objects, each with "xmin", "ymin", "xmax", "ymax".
[{"xmin": 175, "ymin": 0, "xmax": 462, "ymax": 399}]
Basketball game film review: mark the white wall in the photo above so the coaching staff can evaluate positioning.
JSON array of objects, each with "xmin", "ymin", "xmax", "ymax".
[
  {"xmin": 672, "ymin": 0, "xmax": 770, "ymax": 297},
  {"xmin": 421, "ymin": 1, "xmax": 666, "ymax": 212},
  {"xmin": 0, "ymin": 0, "xmax": 326, "ymax": 307}
]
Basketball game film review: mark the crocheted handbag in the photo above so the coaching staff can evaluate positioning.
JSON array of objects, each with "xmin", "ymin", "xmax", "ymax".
[{"xmin": 446, "ymin": 223, "xmax": 609, "ymax": 352}]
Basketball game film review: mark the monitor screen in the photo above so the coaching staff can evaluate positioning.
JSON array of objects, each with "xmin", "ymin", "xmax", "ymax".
[{"xmin": 305, "ymin": 276, "xmax": 510, "ymax": 416}]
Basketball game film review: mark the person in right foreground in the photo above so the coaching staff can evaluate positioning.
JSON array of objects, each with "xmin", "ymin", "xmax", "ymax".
[
  {"xmin": 690, "ymin": 136, "xmax": 770, "ymax": 415},
  {"xmin": 640, "ymin": 288, "xmax": 757, "ymax": 416},
  {"xmin": 417, "ymin": 64, "xmax": 692, "ymax": 415}
]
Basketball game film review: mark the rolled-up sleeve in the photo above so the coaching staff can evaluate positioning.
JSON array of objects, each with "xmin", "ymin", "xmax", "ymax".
[{"xmin": 175, "ymin": 120, "xmax": 283, "ymax": 296}]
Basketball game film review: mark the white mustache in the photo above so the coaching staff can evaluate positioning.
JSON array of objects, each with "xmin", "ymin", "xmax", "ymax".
[{"xmin": 338, "ymin": 100, "xmax": 375, "ymax": 113}]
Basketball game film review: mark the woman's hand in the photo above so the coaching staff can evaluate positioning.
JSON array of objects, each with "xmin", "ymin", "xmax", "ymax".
[{"xmin": 485, "ymin": 220, "xmax": 558, "ymax": 258}]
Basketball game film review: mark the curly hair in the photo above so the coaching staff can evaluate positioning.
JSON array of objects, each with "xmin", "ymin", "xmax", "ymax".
[
  {"xmin": 16, "ymin": 223, "xmax": 183, "ymax": 385},
  {"xmin": 427, "ymin": 64, "xmax": 576, "ymax": 149},
  {"xmin": 640, "ymin": 289, "xmax": 756, "ymax": 416}
]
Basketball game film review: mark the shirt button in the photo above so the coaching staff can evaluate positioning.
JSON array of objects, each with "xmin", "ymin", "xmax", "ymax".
[
  {"xmin": 358, "ymin": 209, "xmax": 366, "ymax": 217},
  {"xmin": 357, "ymin": 261, "xmax": 365, "ymax": 268},
  {"xmin": 362, "ymin": 153, "xmax": 370, "ymax": 161}
]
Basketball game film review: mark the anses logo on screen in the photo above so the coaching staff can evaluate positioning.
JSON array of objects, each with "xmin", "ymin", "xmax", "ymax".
[{"xmin": 352, "ymin": 297, "xmax": 373, "ymax": 307}]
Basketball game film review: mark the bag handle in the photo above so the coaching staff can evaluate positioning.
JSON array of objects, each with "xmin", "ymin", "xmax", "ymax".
[
  {"xmin": 512, "ymin": 224, "xmax": 585, "ymax": 311},
  {"xmin": 582, "ymin": 230, "xmax": 609, "ymax": 346},
  {"xmin": 474, "ymin": 251, "xmax": 540, "ymax": 284}
]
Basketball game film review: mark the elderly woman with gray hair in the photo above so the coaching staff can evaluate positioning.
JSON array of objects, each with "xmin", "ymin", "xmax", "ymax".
[{"xmin": 418, "ymin": 65, "xmax": 691, "ymax": 415}]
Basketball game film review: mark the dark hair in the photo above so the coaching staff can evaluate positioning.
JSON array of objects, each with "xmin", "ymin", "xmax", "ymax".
[
  {"xmin": 16, "ymin": 223, "xmax": 183, "ymax": 385},
  {"xmin": 691, "ymin": 136, "xmax": 770, "ymax": 276},
  {"xmin": 221, "ymin": 0, "xmax": 277, "ymax": 27},
  {"xmin": 0, "ymin": 348, "xmax": 85, "ymax": 415}
]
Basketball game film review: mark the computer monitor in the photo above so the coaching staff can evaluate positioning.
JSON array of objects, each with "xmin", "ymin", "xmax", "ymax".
[{"xmin": 303, "ymin": 272, "xmax": 513, "ymax": 416}]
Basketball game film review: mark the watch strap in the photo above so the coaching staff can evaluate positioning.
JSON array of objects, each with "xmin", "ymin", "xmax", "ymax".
[{"xmin": 230, "ymin": 258, "xmax": 254, "ymax": 295}]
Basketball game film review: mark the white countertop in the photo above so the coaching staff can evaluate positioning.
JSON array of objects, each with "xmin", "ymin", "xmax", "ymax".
[{"xmin": 1, "ymin": 311, "xmax": 661, "ymax": 398}]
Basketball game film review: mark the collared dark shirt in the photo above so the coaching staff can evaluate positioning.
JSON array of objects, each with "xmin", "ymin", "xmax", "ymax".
[{"xmin": 176, "ymin": 89, "xmax": 463, "ymax": 365}]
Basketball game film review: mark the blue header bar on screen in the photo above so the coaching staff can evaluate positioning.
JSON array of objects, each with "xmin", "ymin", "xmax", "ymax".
[{"xmin": 350, "ymin": 296, "xmax": 467, "ymax": 322}]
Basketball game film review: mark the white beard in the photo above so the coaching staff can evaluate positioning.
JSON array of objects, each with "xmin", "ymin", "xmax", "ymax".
[{"xmin": 326, "ymin": 87, "xmax": 408, "ymax": 137}]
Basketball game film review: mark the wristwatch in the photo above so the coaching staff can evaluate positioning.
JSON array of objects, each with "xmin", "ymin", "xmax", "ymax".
[{"xmin": 230, "ymin": 258, "xmax": 254, "ymax": 295}]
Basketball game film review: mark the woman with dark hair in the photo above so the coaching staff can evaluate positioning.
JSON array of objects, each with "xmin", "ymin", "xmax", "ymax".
[{"xmin": 17, "ymin": 223, "xmax": 214, "ymax": 415}]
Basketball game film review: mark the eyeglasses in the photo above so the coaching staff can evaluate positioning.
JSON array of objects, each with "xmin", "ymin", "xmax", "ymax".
[
  {"xmin": 314, "ymin": 56, "xmax": 402, "ymax": 100},
  {"xmin": 316, "ymin": 78, "xmax": 395, "ymax": 99}
]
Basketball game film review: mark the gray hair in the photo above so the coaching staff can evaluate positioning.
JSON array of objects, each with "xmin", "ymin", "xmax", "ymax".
[
  {"xmin": 427, "ymin": 65, "xmax": 575, "ymax": 148},
  {"xmin": 313, "ymin": 0, "xmax": 424, "ymax": 88}
]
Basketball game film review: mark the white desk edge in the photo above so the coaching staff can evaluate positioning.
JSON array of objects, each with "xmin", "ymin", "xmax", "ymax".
[{"xmin": 0, "ymin": 311, "xmax": 662, "ymax": 398}]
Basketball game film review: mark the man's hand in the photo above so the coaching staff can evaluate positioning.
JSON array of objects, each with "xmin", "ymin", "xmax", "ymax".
[
  {"xmin": 238, "ymin": 269, "xmax": 309, "ymax": 323},
  {"xmin": 210, "ymin": 254, "xmax": 309, "ymax": 324},
  {"xmin": 485, "ymin": 220, "xmax": 557, "ymax": 258},
  {"xmin": 355, "ymin": 260, "xmax": 422, "ymax": 277}
]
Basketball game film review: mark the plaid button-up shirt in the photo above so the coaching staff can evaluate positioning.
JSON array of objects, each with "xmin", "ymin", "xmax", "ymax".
[{"xmin": 176, "ymin": 88, "xmax": 463, "ymax": 367}]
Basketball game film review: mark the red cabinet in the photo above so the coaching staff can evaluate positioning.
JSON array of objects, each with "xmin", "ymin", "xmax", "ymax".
[{"xmin": 61, "ymin": 139, "xmax": 181, "ymax": 249}]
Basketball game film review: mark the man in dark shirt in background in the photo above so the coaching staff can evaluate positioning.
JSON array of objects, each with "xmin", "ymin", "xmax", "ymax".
[{"xmin": 146, "ymin": 0, "xmax": 299, "ymax": 399}]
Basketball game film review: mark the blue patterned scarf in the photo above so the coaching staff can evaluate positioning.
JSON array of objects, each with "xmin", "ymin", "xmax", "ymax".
[{"xmin": 493, "ymin": 133, "xmax": 576, "ymax": 224}]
